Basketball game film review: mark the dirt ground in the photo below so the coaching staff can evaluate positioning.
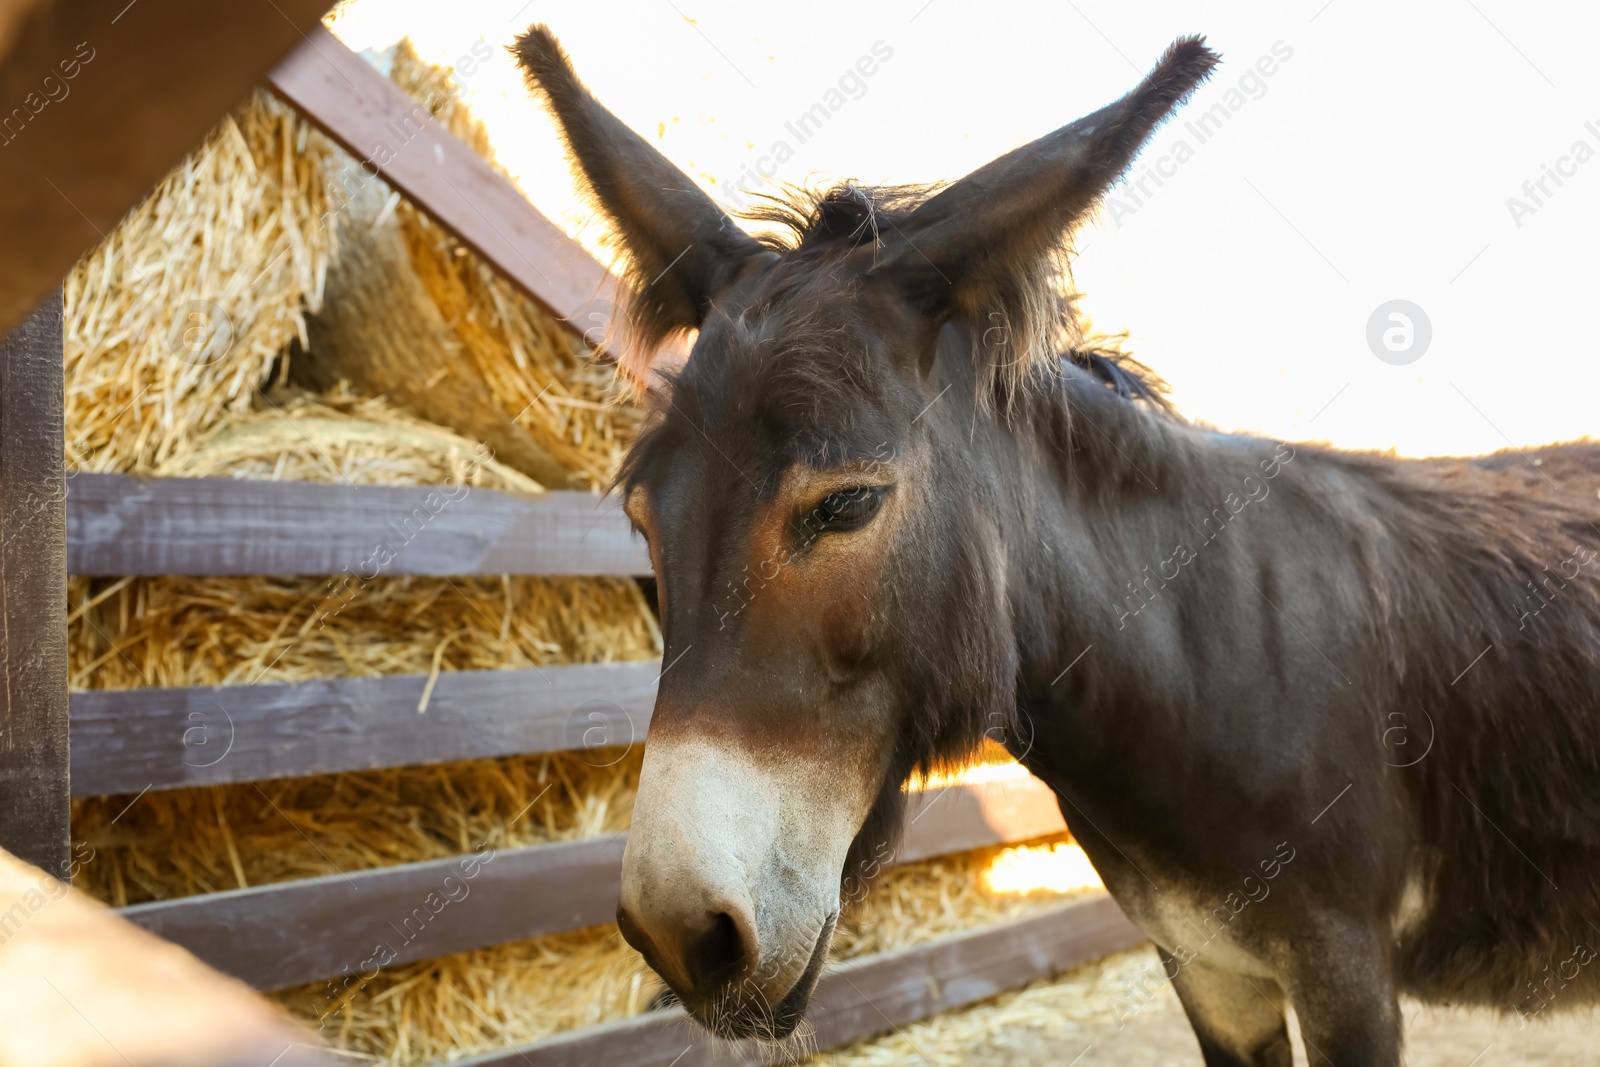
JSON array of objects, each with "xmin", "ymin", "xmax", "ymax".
[{"xmin": 816, "ymin": 946, "xmax": 1600, "ymax": 1066}]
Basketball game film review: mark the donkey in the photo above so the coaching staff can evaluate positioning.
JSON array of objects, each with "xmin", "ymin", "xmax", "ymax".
[{"xmin": 516, "ymin": 27, "xmax": 1600, "ymax": 1066}]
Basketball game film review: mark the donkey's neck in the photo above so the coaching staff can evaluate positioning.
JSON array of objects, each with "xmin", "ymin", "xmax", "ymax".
[{"xmin": 992, "ymin": 366, "xmax": 1295, "ymax": 768}]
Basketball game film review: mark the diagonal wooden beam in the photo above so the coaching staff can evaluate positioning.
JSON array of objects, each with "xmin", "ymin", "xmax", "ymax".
[
  {"xmin": 0, "ymin": 846, "xmax": 335, "ymax": 1067},
  {"xmin": 266, "ymin": 26, "xmax": 623, "ymax": 350},
  {"xmin": 0, "ymin": 0, "xmax": 337, "ymax": 334}
]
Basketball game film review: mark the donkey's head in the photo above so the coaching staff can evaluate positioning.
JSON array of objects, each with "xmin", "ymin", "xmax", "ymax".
[{"xmin": 516, "ymin": 28, "xmax": 1216, "ymax": 1040}]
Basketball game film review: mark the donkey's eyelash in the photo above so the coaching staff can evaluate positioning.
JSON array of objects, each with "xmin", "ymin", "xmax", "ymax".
[{"xmin": 796, "ymin": 485, "xmax": 891, "ymax": 539}]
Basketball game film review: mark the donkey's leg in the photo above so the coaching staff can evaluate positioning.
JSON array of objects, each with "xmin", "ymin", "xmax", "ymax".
[
  {"xmin": 1280, "ymin": 914, "xmax": 1403, "ymax": 1067},
  {"xmin": 1166, "ymin": 957, "xmax": 1293, "ymax": 1067}
]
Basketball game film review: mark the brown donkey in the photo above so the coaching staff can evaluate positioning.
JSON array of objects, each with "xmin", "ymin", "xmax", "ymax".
[{"xmin": 516, "ymin": 27, "xmax": 1600, "ymax": 1066}]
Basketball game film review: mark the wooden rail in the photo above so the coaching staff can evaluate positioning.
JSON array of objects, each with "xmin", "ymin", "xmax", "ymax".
[
  {"xmin": 70, "ymin": 661, "xmax": 660, "ymax": 795},
  {"xmin": 119, "ymin": 773, "xmax": 1069, "ymax": 991},
  {"xmin": 65, "ymin": 473, "xmax": 646, "ymax": 577},
  {"xmin": 266, "ymin": 26, "xmax": 621, "ymax": 345},
  {"xmin": 448, "ymin": 895, "xmax": 1142, "ymax": 1067}
]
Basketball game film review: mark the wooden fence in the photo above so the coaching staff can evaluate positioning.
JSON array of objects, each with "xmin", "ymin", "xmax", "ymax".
[{"xmin": 0, "ymin": 27, "xmax": 1140, "ymax": 1066}]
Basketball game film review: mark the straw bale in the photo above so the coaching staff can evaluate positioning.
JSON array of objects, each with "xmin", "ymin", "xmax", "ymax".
[
  {"xmin": 67, "ymin": 569, "xmax": 657, "ymax": 693},
  {"xmin": 294, "ymin": 152, "xmax": 581, "ymax": 489},
  {"xmin": 294, "ymin": 40, "xmax": 641, "ymax": 490},
  {"xmin": 64, "ymin": 90, "xmax": 336, "ymax": 474},
  {"xmin": 67, "ymin": 385, "xmax": 659, "ymax": 694},
  {"xmin": 154, "ymin": 385, "xmax": 544, "ymax": 492},
  {"xmin": 67, "ymin": 390, "xmax": 661, "ymax": 904}
]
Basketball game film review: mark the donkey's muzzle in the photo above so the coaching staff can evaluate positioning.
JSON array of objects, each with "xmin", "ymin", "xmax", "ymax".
[
  {"xmin": 617, "ymin": 895, "xmax": 834, "ymax": 1040},
  {"xmin": 616, "ymin": 733, "xmax": 870, "ymax": 1037}
]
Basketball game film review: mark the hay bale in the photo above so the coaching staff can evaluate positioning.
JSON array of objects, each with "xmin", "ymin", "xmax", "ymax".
[
  {"xmin": 293, "ymin": 41, "xmax": 641, "ymax": 490},
  {"xmin": 67, "ymin": 386, "xmax": 659, "ymax": 693},
  {"xmin": 294, "ymin": 153, "xmax": 580, "ymax": 489},
  {"xmin": 59, "ymin": 50, "xmax": 661, "ymax": 1060},
  {"xmin": 67, "ymin": 570, "xmax": 657, "ymax": 693},
  {"xmin": 155, "ymin": 385, "xmax": 544, "ymax": 492},
  {"xmin": 64, "ymin": 90, "xmax": 335, "ymax": 474},
  {"xmin": 66, "ymin": 387, "xmax": 662, "ymax": 1034}
]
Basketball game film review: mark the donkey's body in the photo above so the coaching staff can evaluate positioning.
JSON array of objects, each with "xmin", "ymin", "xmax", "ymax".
[
  {"xmin": 515, "ymin": 28, "xmax": 1600, "ymax": 1064},
  {"xmin": 994, "ymin": 349, "xmax": 1600, "ymax": 1058}
]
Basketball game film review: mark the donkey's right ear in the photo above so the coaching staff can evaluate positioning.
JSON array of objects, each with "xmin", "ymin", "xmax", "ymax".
[{"xmin": 514, "ymin": 26, "xmax": 766, "ymax": 358}]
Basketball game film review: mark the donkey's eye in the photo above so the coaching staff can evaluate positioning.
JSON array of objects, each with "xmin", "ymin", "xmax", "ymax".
[{"xmin": 812, "ymin": 486, "xmax": 888, "ymax": 534}]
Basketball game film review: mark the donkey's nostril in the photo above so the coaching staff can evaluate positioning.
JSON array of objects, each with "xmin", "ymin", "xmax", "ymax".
[
  {"xmin": 618, "ymin": 896, "xmax": 759, "ymax": 1002},
  {"xmin": 686, "ymin": 910, "xmax": 751, "ymax": 988}
]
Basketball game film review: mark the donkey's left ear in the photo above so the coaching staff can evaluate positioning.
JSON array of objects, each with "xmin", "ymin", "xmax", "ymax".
[
  {"xmin": 875, "ymin": 36, "xmax": 1219, "ymax": 384},
  {"xmin": 514, "ymin": 26, "xmax": 767, "ymax": 378}
]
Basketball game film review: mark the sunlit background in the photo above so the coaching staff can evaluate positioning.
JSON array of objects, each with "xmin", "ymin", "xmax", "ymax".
[{"xmin": 327, "ymin": 0, "xmax": 1600, "ymax": 457}]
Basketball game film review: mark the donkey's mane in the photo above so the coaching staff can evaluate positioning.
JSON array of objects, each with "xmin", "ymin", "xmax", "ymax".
[
  {"xmin": 735, "ymin": 181, "xmax": 1175, "ymax": 415},
  {"xmin": 740, "ymin": 183, "xmax": 933, "ymax": 255}
]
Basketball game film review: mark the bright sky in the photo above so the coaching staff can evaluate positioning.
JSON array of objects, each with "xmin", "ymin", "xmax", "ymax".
[{"xmin": 327, "ymin": 1, "xmax": 1600, "ymax": 458}]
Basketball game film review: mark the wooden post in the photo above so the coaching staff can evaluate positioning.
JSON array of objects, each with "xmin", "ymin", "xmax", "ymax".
[{"xmin": 0, "ymin": 288, "xmax": 68, "ymax": 877}]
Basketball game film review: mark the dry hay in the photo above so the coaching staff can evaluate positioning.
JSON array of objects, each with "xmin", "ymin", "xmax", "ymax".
[
  {"xmin": 386, "ymin": 35, "xmax": 644, "ymax": 488},
  {"xmin": 152, "ymin": 385, "xmax": 543, "ymax": 492},
  {"xmin": 811, "ymin": 945, "xmax": 1163, "ymax": 1067},
  {"xmin": 67, "ymin": 570, "xmax": 657, "ymax": 693},
  {"xmin": 277, "ymin": 924, "xmax": 650, "ymax": 1063},
  {"xmin": 66, "ymin": 386, "xmax": 661, "ymax": 1057},
  {"xmin": 67, "ymin": 385, "xmax": 659, "ymax": 693},
  {"xmin": 298, "ymin": 40, "xmax": 640, "ymax": 489},
  {"xmin": 400, "ymin": 203, "xmax": 635, "ymax": 488},
  {"xmin": 66, "ymin": 390, "xmax": 661, "ymax": 903},
  {"xmin": 834, "ymin": 837, "xmax": 1102, "ymax": 960},
  {"xmin": 73, "ymin": 750, "xmax": 640, "ymax": 908},
  {"xmin": 265, "ymin": 833, "xmax": 1099, "ymax": 1066},
  {"xmin": 64, "ymin": 90, "xmax": 336, "ymax": 474}
]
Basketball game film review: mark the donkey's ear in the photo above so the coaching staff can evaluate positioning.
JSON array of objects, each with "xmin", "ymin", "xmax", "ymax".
[
  {"xmin": 875, "ymin": 36, "xmax": 1219, "ymax": 391},
  {"xmin": 514, "ymin": 26, "xmax": 766, "ymax": 365}
]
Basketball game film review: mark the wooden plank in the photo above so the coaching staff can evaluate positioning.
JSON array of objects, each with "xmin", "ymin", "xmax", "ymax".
[
  {"xmin": 70, "ymin": 660, "xmax": 661, "ymax": 796},
  {"xmin": 117, "ymin": 774, "xmax": 1067, "ymax": 991},
  {"xmin": 65, "ymin": 472, "xmax": 647, "ymax": 577},
  {"xmin": 266, "ymin": 26, "xmax": 620, "ymax": 347},
  {"xmin": 0, "ymin": 0, "xmax": 337, "ymax": 335},
  {"xmin": 0, "ymin": 290, "xmax": 69, "ymax": 877},
  {"xmin": 447, "ymin": 894, "xmax": 1143, "ymax": 1067},
  {"xmin": 0, "ymin": 845, "xmax": 335, "ymax": 1067},
  {"xmin": 898, "ymin": 769, "xmax": 1067, "ymax": 863},
  {"xmin": 120, "ymin": 836, "xmax": 627, "ymax": 993}
]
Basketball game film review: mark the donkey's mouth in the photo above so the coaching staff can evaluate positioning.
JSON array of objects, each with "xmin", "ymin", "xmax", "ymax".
[{"xmin": 699, "ymin": 912, "xmax": 838, "ymax": 1042}]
